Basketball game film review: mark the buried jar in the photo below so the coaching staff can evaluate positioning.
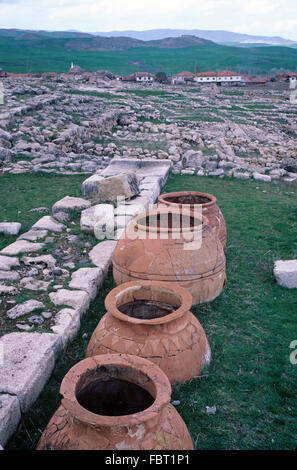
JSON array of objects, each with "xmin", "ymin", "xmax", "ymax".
[
  {"xmin": 37, "ymin": 354, "xmax": 194, "ymax": 450},
  {"xmin": 86, "ymin": 280, "xmax": 211, "ymax": 384},
  {"xmin": 158, "ymin": 191, "xmax": 227, "ymax": 248},
  {"xmin": 113, "ymin": 208, "xmax": 226, "ymax": 304}
]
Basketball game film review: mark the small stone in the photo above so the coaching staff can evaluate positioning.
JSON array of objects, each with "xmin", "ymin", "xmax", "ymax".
[
  {"xmin": 41, "ymin": 311, "xmax": 52, "ymax": 319},
  {"xmin": 206, "ymin": 405, "xmax": 217, "ymax": 415},
  {"xmin": 6, "ymin": 300, "xmax": 45, "ymax": 319},
  {"xmin": 52, "ymin": 268, "xmax": 63, "ymax": 276},
  {"xmin": 0, "ymin": 285, "xmax": 18, "ymax": 295},
  {"xmin": 1, "ymin": 240, "xmax": 44, "ymax": 256},
  {"xmin": 0, "ymin": 270, "xmax": 20, "ymax": 281},
  {"xmin": 0, "ymin": 255, "xmax": 20, "ymax": 271},
  {"xmin": 16, "ymin": 324, "xmax": 33, "ymax": 331},
  {"xmin": 32, "ymin": 216, "xmax": 65, "ymax": 232},
  {"xmin": 28, "ymin": 315, "xmax": 44, "ymax": 325},
  {"xmin": 274, "ymin": 260, "xmax": 297, "ymax": 289},
  {"xmin": 19, "ymin": 277, "xmax": 50, "ymax": 292},
  {"xmin": 0, "ymin": 222, "xmax": 21, "ymax": 235},
  {"xmin": 171, "ymin": 400, "xmax": 181, "ymax": 406}
]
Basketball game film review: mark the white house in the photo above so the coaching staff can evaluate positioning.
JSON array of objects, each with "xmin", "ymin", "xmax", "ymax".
[
  {"xmin": 134, "ymin": 72, "xmax": 155, "ymax": 82},
  {"xmin": 193, "ymin": 70, "xmax": 242, "ymax": 84},
  {"xmin": 289, "ymin": 75, "xmax": 297, "ymax": 87}
]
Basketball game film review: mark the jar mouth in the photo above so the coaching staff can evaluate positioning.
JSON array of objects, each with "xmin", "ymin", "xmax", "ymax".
[
  {"xmin": 158, "ymin": 191, "xmax": 216, "ymax": 208},
  {"xmin": 133, "ymin": 208, "xmax": 205, "ymax": 234},
  {"xmin": 60, "ymin": 354, "xmax": 171, "ymax": 427},
  {"xmin": 105, "ymin": 280, "xmax": 193, "ymax": 325}
]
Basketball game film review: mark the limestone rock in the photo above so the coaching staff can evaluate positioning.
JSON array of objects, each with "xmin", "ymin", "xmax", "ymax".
[
  {"xmin": 0, "ymin": 270, "xmax": 20, "ymax": 281},
  {"xmin": 88, "ymin": 240, "xmax": 117, "ymax": 272},
  {"xmin": 19, "ymin": 277, "xmax": 50, "ymax": 291},
  {"xmin": 0, "ymin": 395, "xmax": 21, "ymax": 447},
  {"xmin": 49, "ymin": 289, "xmax": 90, "ymax": 315},
  {"xmin": 32, "ymin": 216, "xmax": 65, "ymax": 232},
  {"xmin": 80, "ymin": 204, "xmax": 114, "ymax": 238},
  {"xmin": 82, "ymin": 174, "xmax": 104, "ymax": 199},
  {"xmin": 52, "ymin": 196, "xmax": 91, "ymax": 221},
  {"xmin": 97, "ymin": 172, "xmax": 140, "ymax": 202},
  {"xmin": 69, "ymin": 267, "xmax": 104, "ymax": 300},
  {"xmin": 0, "ymin": 255, "xmax": 20, "ymax": 271},
  {"xmin": 274, "ymin": 260, "xmax": 297, "ymax": 289},
  {"xmin": 0, "ymin": 285, "xmax": 18, "ymax": 295},
  {"xmin": 18, "ymin": 229, "xmax": 48, "ymax": 242},
  {"xmin": 1, "ymin": 240, "xmax": 44, "ymax": 256},
  {"xmin": 21, "ymin": 254, "xmax": 56, "ymax": 270},
  {"xmin": 0, "ymin": 332, "xmax": 61, "ymax": 412},
  {"xmin": 0, "ymin": 222, "xmax": 21, "ymax": 235},
  {"xmin": 6, "ymin": 300, "xmax": 45, "ymax": 319},
  {"xmin": 51, "ymin": 308, "xmax": 81, "ymax": 348},
  {"xmin": 253, "ymin": 172, "xmax": 271, "ymax": 182}
]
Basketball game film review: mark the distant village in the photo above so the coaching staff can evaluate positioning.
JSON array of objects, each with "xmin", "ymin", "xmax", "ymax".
[{"xmin": 0, "ymin": 63, "xmax": 297, "ymax": 87}]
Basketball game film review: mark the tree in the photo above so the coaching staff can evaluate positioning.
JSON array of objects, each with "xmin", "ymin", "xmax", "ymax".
[{"xmin": 155, "ymin": 72, "xmax": 168, "ymax": 83}]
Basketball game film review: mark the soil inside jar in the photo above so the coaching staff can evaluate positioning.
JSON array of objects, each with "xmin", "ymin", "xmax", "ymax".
[
  {"xmin": 163, "ymin": 195, "xmax": 211, "ymax": 205},
  {"xmin": 118, "ymin": 299, "xmax": 174, "ymax": 319},
  {"xmin": 76, "ymin": 378, "xmax": 154, "ymax": 416}
]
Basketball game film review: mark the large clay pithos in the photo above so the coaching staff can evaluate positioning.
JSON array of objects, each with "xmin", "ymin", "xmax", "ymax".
[
  {"xmin": 113, "ymin": 208, "xmax": 226, "ymax": 304},
  {"xmin": 37, "ymin": 354, "xmax": 194, "ymax": 450},
  {"xmin": 86, "ymin": 280, "xmax": 211, "ymax": 383},
  {"xmin": 158, "ymin": 191, "xmax": 227, "ymax": 248}
]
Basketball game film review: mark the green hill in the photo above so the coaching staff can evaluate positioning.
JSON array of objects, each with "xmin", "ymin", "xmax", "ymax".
[{"xmin": 0, "ymin": 35, "xmax": 296, "ymax": 75}]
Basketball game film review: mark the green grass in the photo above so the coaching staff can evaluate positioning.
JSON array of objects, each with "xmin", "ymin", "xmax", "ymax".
[
  {"xmin": 1, "ymin": 36, "xmax": 297, "ymax": 75},
  {"xmin": 6, "ymin": 174, "xmax": 297, "ymax": 450},
  {"xmin": 0, "ymin": 173, "xmax": 87, "ymax": 251}
]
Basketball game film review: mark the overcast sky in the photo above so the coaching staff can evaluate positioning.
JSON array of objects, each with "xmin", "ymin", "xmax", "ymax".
[{"xmin": 0, "ymin": 0, "xmax": 296, "ymax": 40}]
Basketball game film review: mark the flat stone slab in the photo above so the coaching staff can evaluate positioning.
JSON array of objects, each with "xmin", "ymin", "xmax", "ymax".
[
  {"xmin": 0, "ymin": 222, "xmax": 21, "ymax": 235},
  {"xmin": 52, "ymin": 196, "xmax": 91, "ymax": 221},
  {"xmin": 6, "ymin": 300, "xmax": 45, "ymax": 319},
  {"xmin": 49, "ymin": 289, "xmax": 90, "ymax": 315},
  {"xmin": 19, "ymin": 277, "xmax": 50, "ymax": 291},
  {"xmin": 274, "ymin": 260, "xmax": 297, "ymax": 288},
  {"xmin": 88, "ymin": 240, "xmax": 117, "ymax": 272},
  {"xmin": 253, "ymin": 172, "xmax": 271, "ymax": 182},
  {"xmin": 32, "ymin": 216, "xmax": 65, "ymax": 232},
  {"xmin": 80, "ymin": 204, "xmax": 114, "ymax": 238},
  {"xmin": 18, "ymin": 229, "xmax": 48, "ymax": 242},
  {"xmin": 1, "ymin": 240, "xmax": 44, "ymax": 256},
  {"xmin": 0, "ymin": 255, "xmax": 20, "ymax": 271},
  {"xmin": 0, "ymin": 332, "xmax": 61, "ymax": 412},
  {"xmin": 0, "ymin": 270, "xmax": 20, "ymax": 281},
  {"xmin": 21, "ymin": 254, "xmax": 57, "ymax": 269},
  {"xmin": 101, "ymin": 158, "xmax": 171, "ymax": 184},
  {"xmin": 69, "ymin": 267, "xmax": 104, "ymax": 300},
  {"xmin": 51, "ymin": 308, "xmax": 81, "ymax": 348},
  {"xmin": 0, "ymin": 285, "xmax": 18, "ymax": 296},
  {"xmin": 0, "ymin": 394, "xmax": 21, "ymax": 447}
]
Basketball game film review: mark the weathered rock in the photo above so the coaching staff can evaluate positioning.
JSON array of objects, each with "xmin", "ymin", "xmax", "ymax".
[
  {"xmin": 0, "ymin": 395, "xmax": 21, "ymax": 447},
  {"xmin": 253, "ymin": 172, "xmax": 271, "ymax": 182},
  {"xmin": 274, "ymin": 260, "xmax": 297, "ymax": 288},
  {"xmin": 97, "ymin": 172, "xmax": 140, "ymax": 202},
  {"xmin": 32, "ymin": 216, "xmax": 65, "ymax": 232},
  {"xmin": 1, "ymin": 240, "xmax": 44, "ymax": 256},
  {"xmin": 21, "ymin": 254, "xmax": 56, "ymax": 269},
  {"xmin": 0, "ymin": 332, "xmax": 61, "ymax": 412},
  {"xmin": 182, "ymin": 150, "xmax": 204, "ymax": 169},
  {"xmin": 6, "ymin": 300, "xmax": 45, "ymax": 319},
  {"xmin": 80, "ymin": 204, "xmax": 114, "ymax": 238},
  {"xmin": 82, "ymin": 174, "xmax": 104, "ymax": 199},
  {"xmin": 88, "ymin": 240, "xmax": 117, "ymax": 272},
  {"xmin": 0, "ymin": 270, "xmax": 20, "ymax": 281},
  {"xmin": 0, "ymin": 285, "xmax": 18, "ymax": 295},
  {"xmin": 18, "ymin": 229, "xmax": 48, "ymax": 242},
  {"xmin": 19, "ymin": 277, "xmax": 50, "ymax": 291},
  {"xmin": 0, "ymin": 222, "xmax": 21, "ymax": 235},
  {"xmin": 51, "ymin": 308, "xmax": 81, "ymax": 348},
  {"xmin": 52, "ymin": 196, "xmax": 91, "ymax": 221},
  {"xmin": 49, "ymin": 289, "xmax": 90, "ymax": 315},
  {"xmin": 0, "ymin": 255, "xmax": 20, "ymax": 271},
  {"xmin": 69, "ymin": 267, "xmax": 104, "ymax": 300},
  {"xmin": 281, "ymin": 158, "xmax": 297, "ymax": 173}
]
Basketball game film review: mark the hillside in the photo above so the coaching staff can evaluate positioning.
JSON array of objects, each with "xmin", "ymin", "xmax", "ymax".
[{"xmin": 0, "ymin": 35, "xmax": 297, "ymax": 75}]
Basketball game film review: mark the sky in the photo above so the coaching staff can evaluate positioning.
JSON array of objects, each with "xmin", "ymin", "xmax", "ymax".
[{"xmin": 0, "ymin": 0, "xmax": 297, "ymax": 41}]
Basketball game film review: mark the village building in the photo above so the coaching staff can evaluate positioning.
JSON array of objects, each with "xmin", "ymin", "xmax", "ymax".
[
  {"xmin": 123, "ymin": 72, "xmax": 155, "ymax": 82},
  {"xmin": 171, "ymin": 71, "xmax": 195, "ymax": 84},
  {"xmin": 193, "ymin": 70, "xmax": 242, "ymax": 85}
]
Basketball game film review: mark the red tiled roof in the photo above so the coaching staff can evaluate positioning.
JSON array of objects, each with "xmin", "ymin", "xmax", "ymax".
[{"xmin": 172, "ymin": 71, "xmax": 195, "ymax": 77}]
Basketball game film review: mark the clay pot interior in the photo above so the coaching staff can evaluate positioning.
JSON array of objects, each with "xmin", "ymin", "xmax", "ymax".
[
  {"xmin": 75, "ymin": 364, "xmax": 155, "ymax": 417},
  {"xmin": 136, "ymin": 212, "xmax": 203, "ymax": 231},
  {"xmin": 161, "ymin": 194, "xmax": 211, "ymax": 205},
  {"xmin": 111, "ymin": 284, "xmax": 186, "ymax": 322}
]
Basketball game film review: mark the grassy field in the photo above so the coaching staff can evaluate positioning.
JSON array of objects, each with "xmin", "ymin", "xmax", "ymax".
[
  {"xmin": 0, "ymin": 173, "xmax": 87, "ymax": 251},
  {"xmin": 5, "ymin": 173, "xmax": 297, "ymax": 450},
  {"xmin": 1, "ymin": 36, "xmax": 297, "ymax": 75}
]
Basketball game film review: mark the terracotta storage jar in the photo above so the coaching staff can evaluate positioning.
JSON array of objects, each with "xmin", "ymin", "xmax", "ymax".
[
  {"xmin": 158, "ymin": 191, "xmax": 227, "ymax": 248},
  {"xmin": 37, "ymin": 354, "xmax": 194, "ymax": 450},
  {"xmin": 86, "ymin": 280, "xmax": 211, "ymax": 383},
  {"xmin": 113, "ymin": 208, "xmax": 226, "ymax": 304}
]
